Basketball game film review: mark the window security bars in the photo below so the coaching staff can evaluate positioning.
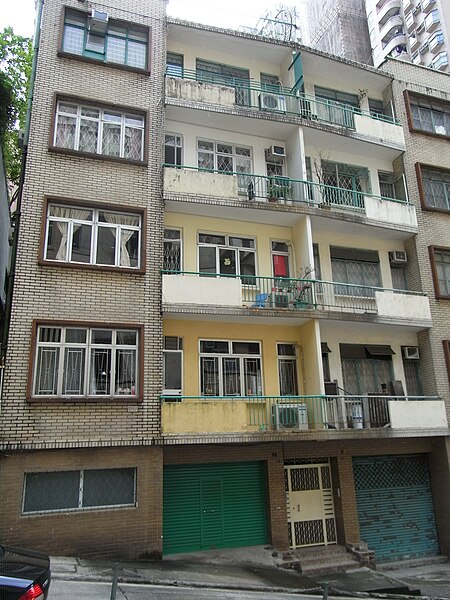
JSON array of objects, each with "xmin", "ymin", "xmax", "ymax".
[
  {"xmin": 33, "ymin": 326, "xmax": 138, "ymax": 397},
  {"xmin": 54, "ymin": 101, "xmax": 144, "ymax": 161},
  {"xmin": 433, "ymin": 248, "xmax": 450, "ymax": 296},
  {"xmin": 197, "ymin": 140, "xmax": 252, "ymax": 192},
  {"xmin": 62, "ymin": 9, "xmax": 147, "ymax": 69},
  {"xmin": 410, "ymin": 95, "xmax": 450, "ymax": 136},
  {"xmin": 199, "ymin": 340, "xmax": 262, "ymax": 397},
  {"xmin": 163, "ymin": 229, "xmax": 181, "ymax": 272},
  {"xmin": 45, "ymin": 204, "xmax": 141, "ymax": 268},
  {"xmin": 422, "ymin": 167, "xmax": 450, "ymax": 211},
  {"xmin": 23, "ymin": 468, "xmax": 136, "ymax": 513}
]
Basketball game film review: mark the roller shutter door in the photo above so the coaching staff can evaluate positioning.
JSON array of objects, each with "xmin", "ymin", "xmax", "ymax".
[
  {"xmin": 163, "ymin": 461, "xmax": 268, "ymax": 555},
  {"xmin": 353, "ymin": 455, "xmax": 439, "ymax": 561}
]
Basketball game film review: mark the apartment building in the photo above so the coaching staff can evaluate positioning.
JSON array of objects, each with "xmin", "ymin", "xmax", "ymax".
[{"xmin": 1, "ymin": 0, "xmax": 450, "ymax": 563}]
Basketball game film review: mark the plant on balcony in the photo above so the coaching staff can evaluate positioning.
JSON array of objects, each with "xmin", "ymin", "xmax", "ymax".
[
  {"xmin": 267, "ymin": 176, "xmax": 291, "ymax": 202},
  {"xmin": 285, "ymin": 266, "xmax": 314, "ymax": 308}
]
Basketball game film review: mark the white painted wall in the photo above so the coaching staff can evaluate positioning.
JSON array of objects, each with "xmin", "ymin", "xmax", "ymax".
[
  {"xmin": 162, "ymin": 273, "xmax": 242, "ymax": 306},
  {"xmin": 389, "ymin": 400, "xmax": 448, "ymax": 429},
  {"xmin": 375, "ymin": 290, "xmax": 432, "ymax": 321},
  {"xmin": 354, "ymin": 113, "xmax": 405, "ymax": 148},
  {"xmin": 165, "ymin": 168, "xmax": 238, "ymax": 198},
  {"xmin": 365, "ymin": 195, "xmax": 418, "ymax": 227}
]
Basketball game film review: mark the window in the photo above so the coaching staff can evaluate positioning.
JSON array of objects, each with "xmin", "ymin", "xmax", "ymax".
[
  {"xmin": 391, "ymin": 263, "xmax": 408, "ymax": 290},
  {"xmin": 196, "ymin": 59, "xmax": 250, "ymax": 106},
  {"xmin": 53, "ymin": 100, "xmax": 145, "ymax": 161},
  {"xmin": 197, "ymin": 140, "xmax": 252, "ymax": 192},
  {"xmin": 260, "ymin": 73, "xmax": 280, "ymax": 92},
  {"xmin": 340, "ymin": 344, "xmax": 394, "ymax": 395},
  {"xmin": 23, "ymin": 468, "xmax": 136, "ymax": 513},
  {"xmin": 378, "ymin": 171, "xmax": 395, "ymax": 198},
  {"xmin": 62, "ymin": 9, "xmax": 148, "ymax": 70},
  {"xmin": 271, "ymin": 242, "xmax": 290, "ymax": 278},
  {"xmin": 166, "ymin": 52, "xmax": 184, "ymax": 77},
  {"xmin": 163, "ymin": 228, "xmax": 181, "ymax": 272},
  {"xmin": 331, "ymin": 247, "xmax": 381, "ymax": 296},
  {"xmin": 163, "ymin": 336, "xmax": 182, "ymax": 395},
  {"xmin": 198, "ymin": 232, "xmax": 256, "ymax": 282},
  {"xmin": 408, "ymin": 93, "xmax": 450, "ymax": 137},
  {"xmin": 277, "ymin": 343, "xmax": 298, "ymax": 396},
  {"xmin": 314, "ymin": 86, "xmax": 358, "ymax": 127},
  {"xmin": 165, "ymin": 134, "xmax": 182, "ymax": 166},
  {"xmin": 322, "ymin": 161, "xmax": 370, "ymax": 208},
  {"xmin": 199, "ymin": 340, "xmax": 262, "ymax": 397},
  {"xmin": 33, "ymin": 325, "xmax": 139, "ymax": 398},
  {"xmin": 44, "ymin": 203, "xmax": 141, "ymax": 268},
  {"xmin": 429, "ymin": 246, "xmax": 450, "ymax": 298},
  {"xmin": 368, "ymin": 99, "xmax": 384, "ymax": 118},
  {"xmin": 419, "ymin": 165, "xmax": 450, "ymax": 211}
]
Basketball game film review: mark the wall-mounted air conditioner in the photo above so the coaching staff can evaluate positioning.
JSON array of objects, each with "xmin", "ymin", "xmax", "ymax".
[
  {"xmin": 389, "ymin": 250, "xmax": 407, "ymax": 265},
  {"xmin": 259, "ymin": 92, "xmax": 287, "ymax": 113},
  {"xmin": 272, "ymin": 403, "xmax": 308, "ymax": 430},
  {"xmin": 267, "ymin": 144, "xmax": 286, "ymax": 159},
  {"xmin": 89, "ymin": 9, "xmax": 109, "ymax": 33},
  {"xmin": 402, "ymin": 346, "xmax": 420, "ymax": 360}
]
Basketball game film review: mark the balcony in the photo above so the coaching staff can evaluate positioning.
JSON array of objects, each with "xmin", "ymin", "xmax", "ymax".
[
  {"xmin": 424, "ymin": 10, "xmax": 440, "ymax": 32},
  {"xmin": 429, "ymin": 32, "xmax": 444, "ymax": 52},
  {"xmin": 164, "ymin": 167, "xmax": 415, "ymax": 228},
  {"xmin": 422, "ymin": 0, "xmax": 436, "ymax": 13},
  {"xmin": 161, "ymin": 394, "xmax": 446, "ymax": 436},
  {"xmin": 409, "ymin": 34, "xmax": 420, "ymax": 51},
  {"xmin": 403, "ymin": 0, "xmax": 413, "ymax": 13},
  {"xmin": 377, "ymin": 0, "xmax": 401, "ymax": 26},
  {"xmin": 432, "ymin": 51, "xmax": 448, "ymax": 70},
  {"xmin": 381, "ymin": 16, "xmax": 404, "ymax": 42},
  {"xmin": 162, "ymin": 272, "xmax": 431, "ymax": 324},
  {"xmin": 165, "ymin": 70, "xmax": 401, "ymax": 135}
]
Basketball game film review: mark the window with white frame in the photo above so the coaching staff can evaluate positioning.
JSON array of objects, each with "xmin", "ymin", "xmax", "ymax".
[
  {"xmin": 197, "ymin": 140, "xmax": 252, "ymax": 192},
  {"xmin": 271, "ymin": 241, "xmax": 291, "ymax": 278},
  {"xmin": 45, "ymin": 204, "xmax": 141, "ymax": 268},
  {"xmin": 165, "ymin": 134, "xmax": 182, "ymax": 166},
  {"xmin": 163, "ymin": 228, "xmax": 181, "ymax": 272},
  {"xmin": 198, "ymin": 232, "xmax": 256, "ymax": 282},
  {"xmin": 33, "ymin": 325, "xmax": 139, "ymax": 397},
  {"xmin": 62, "ymin": 9, "xmax": 148, "ymax": 70},
  {"xmin": 199, "ymin": 340, "xmax": 262, "ymax": 397},
  {"xmin": 23, "ymin": 467, "xmax": 136, "ymax": 514},
  {"xmin": 277, "ymin": 343, "xmax": 298, "ymax": 396},
  {"xmin": 163, "ymin": 336, "xmax": 183, "ymax": 395},
  {"xmin": 54, "ymin": 100, "xmax": 145, "ymax": 161}
]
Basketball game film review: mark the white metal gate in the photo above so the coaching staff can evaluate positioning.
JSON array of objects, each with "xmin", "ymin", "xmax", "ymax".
[{"xmin": 285, "ymin": 461, "xmax": 337, "ymax": 548}]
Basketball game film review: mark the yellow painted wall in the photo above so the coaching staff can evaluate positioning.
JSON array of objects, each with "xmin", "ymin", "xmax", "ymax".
[
  {"xmin": 165, "ymin": 212, "xmax": 309, "ymax": 278},
  {"xmin": 163, "ymin": 319, "xmax": 315, "ymax": 397}
]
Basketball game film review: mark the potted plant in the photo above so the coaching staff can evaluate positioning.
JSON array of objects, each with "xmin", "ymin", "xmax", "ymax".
[{"xmin": 290, "ymin": 266, "xmax": 314, "ymax": 308}]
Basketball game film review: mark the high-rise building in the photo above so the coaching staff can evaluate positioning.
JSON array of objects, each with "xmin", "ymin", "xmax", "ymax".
[
  {"xmin": 304, "ymin": 0, "xmax": 373, "ymax": 64},
  {"xmin": 305, "ymin": 0, "xmax": 450, "ymax": 72},
  {"xmin": 1, "ymin": 0, "xmax": 450, "ymax": 564}
]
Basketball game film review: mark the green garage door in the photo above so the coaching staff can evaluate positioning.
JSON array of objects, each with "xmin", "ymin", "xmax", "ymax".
[
  {"xmin": 353, "ymin": 455, "xmax": 439, "ymax": 561},
  {"xmin": 163, "ymin": 461, "xmax": 268, "ymax": 554}
]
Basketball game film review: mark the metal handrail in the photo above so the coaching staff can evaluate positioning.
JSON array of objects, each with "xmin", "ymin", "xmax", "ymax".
[
  {"xmin": 165, "ymin": 68, "xmax": 401, "ymax": 126},
  {"xmin": 163, "ymin": 164, "xmax": 410, "ymax": 206}
]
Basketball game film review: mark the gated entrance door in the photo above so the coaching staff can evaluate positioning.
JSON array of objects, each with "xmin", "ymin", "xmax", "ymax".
[{"xmin": 285, "ymin": 462, "xmax": 337, "ymax": 548}]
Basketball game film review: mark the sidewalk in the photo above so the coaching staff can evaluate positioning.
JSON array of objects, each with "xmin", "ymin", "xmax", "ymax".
[{"xmin": 50, "ymin": 546, "xmax": 450, "ymax": 598}]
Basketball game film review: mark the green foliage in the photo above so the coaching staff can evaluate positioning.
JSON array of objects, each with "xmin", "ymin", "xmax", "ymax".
[{"xmin": 0, "ymin": 26, "xmax": 33, "ymax": 184}]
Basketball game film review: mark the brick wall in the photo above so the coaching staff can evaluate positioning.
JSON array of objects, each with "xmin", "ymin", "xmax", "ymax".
[
  {"xmin": 0, "ymin": 0, "xmax": 167, "ymax": 447},
  {"xmin": 0, "ymin": 446, "xmax": 163, "ymax": 558}
]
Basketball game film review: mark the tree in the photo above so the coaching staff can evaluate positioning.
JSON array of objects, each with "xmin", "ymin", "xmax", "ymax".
[
  {"xmin": 0, "ymin": 27, "xmax": 33, "ymax": 186},
  {"xmin": 257, "ymin": 5, "xmax": 301, "ymax": 42}
]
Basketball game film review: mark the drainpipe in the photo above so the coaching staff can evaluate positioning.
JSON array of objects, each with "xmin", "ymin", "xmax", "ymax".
[{"xmin": 0, "ymin": 0, "xmax": 44, "ymax": 378}]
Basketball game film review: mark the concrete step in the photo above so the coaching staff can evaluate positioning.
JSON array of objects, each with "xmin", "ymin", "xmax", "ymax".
[{"xmin": 282, "ymin": 545, "xmax": 361, "ymax": 575}]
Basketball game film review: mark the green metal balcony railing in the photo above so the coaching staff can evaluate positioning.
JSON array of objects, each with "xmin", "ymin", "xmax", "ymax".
[
  {"xmin": 162, "ymin": 271, "xmax": 426, "ymax": 314},
  {"xmin": 165, "ymin": 68, "xmax": 401, "ymax": 128},
  {"xmin": 161, "ymin": 394, "xmax": 439, "ymax": 430},
  {"xmin": 164, "ymin": 165, "xmax": 410, "ymax": 209}
]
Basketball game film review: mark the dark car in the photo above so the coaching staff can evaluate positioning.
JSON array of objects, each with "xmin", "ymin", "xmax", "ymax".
[{"xmin": 0, "ymin": 545, "xmax": 51, "ymax": 600}]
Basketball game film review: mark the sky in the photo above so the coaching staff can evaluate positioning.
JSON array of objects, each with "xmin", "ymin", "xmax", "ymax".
[{"xmin": 0, "ymin": 0, "xmax": 302, "ymax": 38}]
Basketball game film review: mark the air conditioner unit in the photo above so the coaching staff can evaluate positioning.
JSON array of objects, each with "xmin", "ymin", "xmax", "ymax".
[
  {"xmin": 273, "ymin": 403, "xmax": 308, "ymax": 430},
  {"xmin": 389, "ymin": 250, "xmax": 407, "ymax": 265},
  {"xmin": 402, "ymin": 346, "xmax": 420, "ymax": 360},
  {"xmin": 267, "ymin": 144, "xmax": 286, "ymax": 159},
  {"xmin": 259, "ymin": 92, "xmax": 287, "ymax": 113},
  {"xmin": 89, "ymin": 9, "xmax": 109, "ymax": 33}
]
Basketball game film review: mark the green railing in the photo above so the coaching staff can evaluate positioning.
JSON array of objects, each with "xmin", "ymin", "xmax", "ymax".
[
  {"xmin": 161, "ymin": 394, "xmax": 439, "ymax": 430},
  {"xmin": 164, "ymin": 165, "xmax": 410, "ymax": 208},
  {"xmin": 166, "ymin": 68, "xmax": 401, "ymax": 127},
  {"xmin": 162, "ymin": 271, "xmax": 426, "ymax": 313}
]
